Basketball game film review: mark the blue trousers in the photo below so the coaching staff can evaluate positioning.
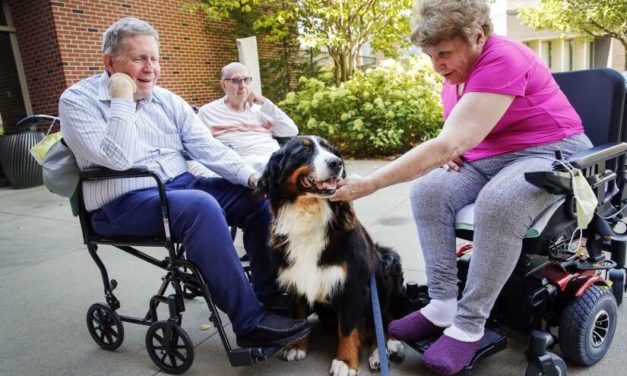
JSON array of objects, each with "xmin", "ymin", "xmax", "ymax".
[{"xmin": 90, "ymin": 172, "xmax": 274, "ymax": 335}]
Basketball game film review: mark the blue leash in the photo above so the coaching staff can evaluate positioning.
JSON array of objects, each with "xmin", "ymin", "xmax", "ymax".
[{"xmin": 370, "ymin": 273, "xmax": 389, "ymax": 376}]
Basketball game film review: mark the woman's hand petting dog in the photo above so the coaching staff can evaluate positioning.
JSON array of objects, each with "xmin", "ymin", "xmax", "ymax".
[{"xmin": 330, "ymin": 174, "xmax": 376, "ymax": 202}]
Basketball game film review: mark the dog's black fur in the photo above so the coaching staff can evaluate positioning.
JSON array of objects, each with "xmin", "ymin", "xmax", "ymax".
[{"xmin": 259, "ymin": 135, "xmax": 405, "ymax": 373}]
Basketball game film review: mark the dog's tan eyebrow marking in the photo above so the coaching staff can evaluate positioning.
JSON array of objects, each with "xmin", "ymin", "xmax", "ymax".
[{"xmin": 303, "ymin": 139, "xmax": 311, "ymax": 145}]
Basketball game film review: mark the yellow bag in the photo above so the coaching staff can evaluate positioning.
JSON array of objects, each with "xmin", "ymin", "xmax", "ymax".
[{"xmin": 30, "ymin": 131, "xmax": 62, "ymax": 165}]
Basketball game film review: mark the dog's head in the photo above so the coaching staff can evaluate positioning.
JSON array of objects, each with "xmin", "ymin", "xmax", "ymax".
[{"xmin": 259, "ymin": 136, "xmax": 345, "ymax": 200}]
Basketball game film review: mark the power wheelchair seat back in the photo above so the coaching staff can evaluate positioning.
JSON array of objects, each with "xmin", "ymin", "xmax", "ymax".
[
  {"xmin": 18, "ymin": 115, "xmax": 280, "ymax": 374},
  {"xmin": 407, "ymin": 69, "xmax": 627, "ymax": 375}
]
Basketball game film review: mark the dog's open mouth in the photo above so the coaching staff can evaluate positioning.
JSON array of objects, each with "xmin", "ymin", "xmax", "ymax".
[{"xmin": 298, "ymin": 174, "xmax": 339, "ymax": 196}]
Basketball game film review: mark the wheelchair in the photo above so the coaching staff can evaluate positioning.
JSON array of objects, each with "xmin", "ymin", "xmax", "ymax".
[
  {"xmin": 17, "ymin": 115, "xmax": 278, "ymax": 374},
  {"xmin": 405, "ymin": 68, "xmax": 627, "ymax": 375}
]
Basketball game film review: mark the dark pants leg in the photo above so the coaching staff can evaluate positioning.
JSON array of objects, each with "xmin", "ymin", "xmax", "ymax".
[{"xmin": 90, "ymin": 173, "xmax": 270, "ymax": 335}]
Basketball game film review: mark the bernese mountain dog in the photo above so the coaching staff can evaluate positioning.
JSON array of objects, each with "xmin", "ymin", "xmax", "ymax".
[{"xmin": 258, "ymin": 136, "xmax": 406, "ymax": 376}]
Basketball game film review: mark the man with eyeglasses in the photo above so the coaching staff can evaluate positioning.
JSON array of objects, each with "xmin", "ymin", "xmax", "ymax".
[{"xmin": 190, "ymin": 62, "xmax": 298, "ymax": 177}]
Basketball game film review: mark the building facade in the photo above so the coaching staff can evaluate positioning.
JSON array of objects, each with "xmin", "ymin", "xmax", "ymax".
[
  {"xmin": 0, "ymin": 0, "xmax": 278, "ymax": 133},
  {"xmin": 490, "ymin": 0, "xmax": 625, "ymax": 73}
]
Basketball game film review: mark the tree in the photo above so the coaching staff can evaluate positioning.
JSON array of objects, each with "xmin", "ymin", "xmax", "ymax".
[
  {"xmin": 186, "ymin": 0, "xmax": 414, "ymax": 86},
  {"xmin": 518, "ymin": 0, "xmax": 627, "ymax": 70}
]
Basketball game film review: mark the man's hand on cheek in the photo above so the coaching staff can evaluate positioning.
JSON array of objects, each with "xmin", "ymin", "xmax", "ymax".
[{"xmin": 108, "ymin": 73, "xmax": 137, "ymax": 102}]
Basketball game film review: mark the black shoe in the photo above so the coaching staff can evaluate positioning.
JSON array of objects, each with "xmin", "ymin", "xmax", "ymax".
[
  {"xmin": 260, "ymin": 293, "xmax": 291, "ymax": 314},
  {"xmin": 236, "ymin": 312, "xmax": 311, "ymax": 348}
]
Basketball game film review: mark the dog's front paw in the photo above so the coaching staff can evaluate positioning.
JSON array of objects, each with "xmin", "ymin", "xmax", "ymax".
[
  {"xmin": 368, "ymin": 347, "xmax": 381, "ymax": 371},
  {"xmin": 330, "ymin": 359, "xmax": 358, "ymax": 376},
  {"xmin": 280, "ymin": 346, "xmax": 307, "ymax": 361},
  {"xmin": 387, "ymin": 339, "xmax": 405, "ymax": 360},
  {"xmin": 368, "ymin": 339, "xmax": 406, "ymax": 370}
]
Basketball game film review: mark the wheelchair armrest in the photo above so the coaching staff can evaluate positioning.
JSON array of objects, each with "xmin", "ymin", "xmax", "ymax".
[
  {"xmin": 564, "ymin": 142, "xmax": 627, "ymax": 169},
  {"xmin": 80, "ymin": 166, "xmax": 156, "ymax": 181},
  {"xmin": 77, "ymin": 166, "xmax": 174, "ymax": 246},
  {"xmin": 524, "ymin": 170, "xmax": 573, "ymax": 195},
  {"xmin": 526, "ymin": 142, "xmax": 627, "ymax": 195}
]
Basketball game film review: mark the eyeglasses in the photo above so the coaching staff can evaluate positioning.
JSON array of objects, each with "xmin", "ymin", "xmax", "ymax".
[{"xmin": 224, "ymin": 77, "xmax": 253, "ymax": 85}]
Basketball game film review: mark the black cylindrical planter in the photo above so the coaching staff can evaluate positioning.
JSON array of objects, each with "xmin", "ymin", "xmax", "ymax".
[{"xmin": 0, "ymin": 131, "xmax": 44, "ymax": 188}]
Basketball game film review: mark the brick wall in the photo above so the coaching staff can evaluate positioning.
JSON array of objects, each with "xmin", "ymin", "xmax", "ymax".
[
  {"xmin": 8, "ymin": 0, "xmax": 252, "ymax": 116},
  {"xmin": 8, "ymin": 0, "xmax": 66, "ymax": 117}
]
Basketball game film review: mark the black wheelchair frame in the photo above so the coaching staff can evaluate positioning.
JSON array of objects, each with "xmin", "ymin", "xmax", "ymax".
[
  {"xmin": 406, "ymin": 68, "xmax": 627, "ymax": 376},
  {"xmin": 17, "ymin": 115, "xmax": 279, "ymax": 374}
]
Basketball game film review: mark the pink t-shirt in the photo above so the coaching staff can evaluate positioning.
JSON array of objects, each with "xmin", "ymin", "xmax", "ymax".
[{"xmin": 442, "ymin": 35, "xmax": 583, "ymax": 161}]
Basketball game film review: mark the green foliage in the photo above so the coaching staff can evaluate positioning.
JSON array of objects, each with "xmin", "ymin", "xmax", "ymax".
[
  {"xmin": 186, "ymin": 0, "xmax": 414, "ymax": 85},
  {"xmin": 518, "ymin": 0, "xmax": 627, "ymax": 69},
  {"xmin": 184, "ymin": 1, "xmax": 316, "ymax": 103},
  {"xmin": 279, "ymin": 57, "xmax": 444, "ymax": 157}
]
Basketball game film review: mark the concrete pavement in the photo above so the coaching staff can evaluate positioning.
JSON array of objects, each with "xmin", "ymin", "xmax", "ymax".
[{"xmin": 0, "ymin": 160, "xmax": 625, "ymax": 376}]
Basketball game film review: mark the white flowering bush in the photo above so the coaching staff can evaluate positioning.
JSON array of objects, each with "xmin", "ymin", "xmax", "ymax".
[{"xmin": 280, "ymin": 56, "xmax": 444, "ymax": 157}]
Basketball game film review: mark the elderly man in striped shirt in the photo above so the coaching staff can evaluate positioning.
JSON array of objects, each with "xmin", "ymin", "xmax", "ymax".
[{"xmin": 59, "ymin": 17, "xmax": 309, "ymax": 349}]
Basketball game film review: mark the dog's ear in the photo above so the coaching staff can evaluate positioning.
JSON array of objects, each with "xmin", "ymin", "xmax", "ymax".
[{"xmin": 259, "ymin": 147, "xmax": 285, "ymax": 197}]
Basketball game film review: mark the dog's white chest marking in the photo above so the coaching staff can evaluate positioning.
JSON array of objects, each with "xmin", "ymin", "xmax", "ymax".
[{"xmin": 274, "ymin": 199, "xmax": 346, "ymax": 304}]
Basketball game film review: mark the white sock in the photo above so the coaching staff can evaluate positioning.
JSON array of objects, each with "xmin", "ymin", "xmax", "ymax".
[
  {"xmin": 444, "ymin": 324, "xmax": 483, "ymax": 342},
  {"xmin": 420, "ymin": 298, "xmax": 457, "ymax": 327}
]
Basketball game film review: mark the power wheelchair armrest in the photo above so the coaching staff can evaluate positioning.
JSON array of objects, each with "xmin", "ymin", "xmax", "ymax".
[
  {"xmin": 525, "ymin": 142, "xmax": 627, "ymax": 245},
  {"xmin": 524, "ymin": 142, "xmax": 627, "ymax": 195},
  {"xmin": 564, "ymin": 142, "xmax": 627, "ymax": 170}
]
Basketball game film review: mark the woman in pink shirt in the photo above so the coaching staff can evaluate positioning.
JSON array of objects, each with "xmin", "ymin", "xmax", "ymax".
[{"xmin": 332, "ymin": 0, "xmax": 592, "ymax": 374}]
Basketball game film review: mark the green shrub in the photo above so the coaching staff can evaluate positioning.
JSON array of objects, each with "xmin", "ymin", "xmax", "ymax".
[{"xmin": 279, "ymin": 56, "xmax": 444, "ymax": 157}]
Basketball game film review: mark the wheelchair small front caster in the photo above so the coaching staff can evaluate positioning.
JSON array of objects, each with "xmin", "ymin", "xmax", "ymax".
[
  {"xmin": 525, "ymin": 355, "xmax": 567, "ymax": 376},
  {"xmin": 146, "ymin": 321, "xmax": 194, "ymax": 374},
  {"xmin": 526, "ymin": 330, "xmax": 567, "ymax": 376},
  {"xmin": 86, "ymin": 302, "xmax": 124, "ymax": 351}
]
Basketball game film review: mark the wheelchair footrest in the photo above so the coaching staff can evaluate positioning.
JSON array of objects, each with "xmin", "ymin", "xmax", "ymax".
[
  {"xmin": 407, "ymin": 327, "xmax": 507, "ymax": 373},
  {"xmin": 227, "ymin": 346, "xmax": 281, "ymax": 367}
]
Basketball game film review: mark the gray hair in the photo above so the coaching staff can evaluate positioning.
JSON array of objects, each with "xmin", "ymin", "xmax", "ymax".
[
  {"xmin": 102, "ymin": 17, "xmax": 159, "ymax": 56},
  {"xmin": 221, "ymin": 62, "xmax": 248, "ymax": 80},
  {"xmin": 411, "ymin": 0, "xmax": 493, "ymax": 47}
]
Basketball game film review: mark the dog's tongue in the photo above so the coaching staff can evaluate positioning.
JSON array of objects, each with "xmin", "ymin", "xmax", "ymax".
[{"xmin": 315, "ymin": 178, "xmax": 338, "ymax": 191}]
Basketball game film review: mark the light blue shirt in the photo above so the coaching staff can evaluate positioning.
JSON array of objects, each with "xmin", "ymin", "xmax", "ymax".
[{"xmin": 59, "ymin": 72, "xmax": 257, "ymax": 211}]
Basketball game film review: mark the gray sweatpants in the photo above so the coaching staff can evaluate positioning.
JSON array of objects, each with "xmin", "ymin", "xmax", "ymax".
[{"xmin": 410, "ymin": 133, "xmax": 592, "ymax": 335}]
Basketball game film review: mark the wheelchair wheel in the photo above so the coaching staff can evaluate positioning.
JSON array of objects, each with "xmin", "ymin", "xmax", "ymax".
[
  {"xmin": 608, "ymin": 268, "xmax": 625, "ymax": 306},
  {"xmin": 525, "ymin": 354, "xmax": 567, "ymax": 376},
  {"xmin": 86, "ymin": 303, "xmax": 124, "ymax": 351},
  {"xmin": 146, "ymin": 321, "xmax": 194, "ymax": 374},
  {"xmin": 558, "ymin": 285, "xmax": 617, "ymax": 366}
]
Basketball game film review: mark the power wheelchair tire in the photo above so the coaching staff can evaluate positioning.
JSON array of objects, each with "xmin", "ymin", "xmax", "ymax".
[
  {"xmin": 146, "ymin": 321, "xmax": 194, "ymax": 374},
  {"xmin": 608, "ymin": 268, "xmax": 625, "ymax": 306},
  {"xmin": 86, "ymin": 303, "xmax": 124, "ymax": 351},
  {"xmin": 558, "ymin": 285, "xmax": 617, "ymax": 366},
  {"xmin": 525, "ymin": 354, "xmax": 567, "ymax": 376}
]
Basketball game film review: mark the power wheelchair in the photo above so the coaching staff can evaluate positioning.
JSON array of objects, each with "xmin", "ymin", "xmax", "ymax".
[
  {"xmin": 406, "ymin": 68, "xmax": 627, "ymax": 375},
  {"xmin": 17, "ymin": 115, "xmax": 279, "ymax": 374}
]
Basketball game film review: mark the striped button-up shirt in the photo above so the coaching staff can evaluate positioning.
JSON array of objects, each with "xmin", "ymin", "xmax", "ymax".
[{"xmin": 59, "ymin": 72, "xmax": 257, "ymax": 211}]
